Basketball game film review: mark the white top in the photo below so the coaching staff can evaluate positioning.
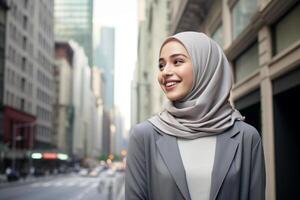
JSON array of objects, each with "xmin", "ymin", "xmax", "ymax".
[{"xmin": 177, "ymin": 136, "xmax": 216, "ymax": 200}]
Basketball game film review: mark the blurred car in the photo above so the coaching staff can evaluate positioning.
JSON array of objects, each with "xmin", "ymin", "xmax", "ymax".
[
  {"xmin": 78, "ymin": 168, "xmax": 89, "ymax": 176},
  {"xmin": 6, "ymin": 170, "xmax": 20, "ymax": 182},
  {"xmin": 106, "ymin": 169, "xmax": 116, "ymax": 177},
  {"xmin": 88, "ymin": 166, "xmax": 104, "ymax": 177}
]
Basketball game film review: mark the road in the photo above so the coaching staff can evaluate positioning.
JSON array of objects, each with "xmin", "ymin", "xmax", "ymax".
[{"xmin": 0, "ymin": 171, "xmax": 125, "ymax": 200}]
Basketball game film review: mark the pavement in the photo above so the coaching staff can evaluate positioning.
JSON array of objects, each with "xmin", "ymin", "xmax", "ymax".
[
  {"xmin": 116, "ymin": 183, "xmax": 125, "ymax": 200},
  {"xmin": 0, "ymin": 172, "xmax": 125, "ymax": 200},
  {"xmin": 0, "ymin": 174, "xmax": 68, "ymax": 189}
]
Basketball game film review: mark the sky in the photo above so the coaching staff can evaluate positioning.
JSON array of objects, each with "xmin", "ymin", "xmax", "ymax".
[{"xmin": 93, "ymin": 0, "xmax": 138, "ymax": 133}]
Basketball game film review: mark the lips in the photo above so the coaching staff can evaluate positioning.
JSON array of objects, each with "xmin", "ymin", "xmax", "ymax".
[{"xmin": 164, "ymin": 80, "xmax": 180, "ymax": 91}]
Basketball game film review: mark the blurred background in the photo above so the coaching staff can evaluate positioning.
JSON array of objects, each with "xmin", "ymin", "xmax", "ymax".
[{"xmin": 0, "ymin": 0, "xmax": 299, "ymax": 199}]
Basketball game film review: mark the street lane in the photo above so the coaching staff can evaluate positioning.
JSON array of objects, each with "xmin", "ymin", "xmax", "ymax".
[{"xmin": 0, "ymin": 172, "xmax": 125, "ymax": 200}]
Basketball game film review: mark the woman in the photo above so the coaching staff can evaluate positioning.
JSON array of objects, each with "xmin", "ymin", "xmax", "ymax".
[{"xmin": 125, "ymin": 32, "xmax": 266, "ymax": 200}]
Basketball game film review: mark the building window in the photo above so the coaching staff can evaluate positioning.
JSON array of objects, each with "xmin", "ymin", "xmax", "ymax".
[
  {"xmin": 21, "ymin": 77, "xmax": 26, "ymax": 92},
  {"xmin": 11, "ymin": 94, "xmax": 14, "ymax": 107},
  {"xmin": 273, "ymin": 4, "xmax": 300, "ymax": 54},
  {"xmin": 22, "ymin": 36, "xmax": 27, "ymax": 50},
  {"xmin": 232, "ymin": 0, "xmax": 258, "ymax": 39},
  {"xmin": 23, "ymin": 15, "xmax": 27, "ymax": 30},
  {"xmin": 234, "ymin": 42, "xmax": 259, "ymax": 83},
  {"xmin": 22, "ymin": 57, "xmax": 26, "ymax": 71},
  {"xmin": 212, "ymin": 24, "xmax": 224, "ymax": 48},
  {"xmin": 21, "ymin": 98, "xmax": 25, "ymax": 111},
  {"xmin": 24, "ymin": 0, "xmax": 28, "ymax": 9},
  {"xmin": 12, "ymin": 48, "xmax": 15, "ymax": 63},
  {"xmin": 11, "ymin": 70, "xmax": 15, "ymax": 85}
]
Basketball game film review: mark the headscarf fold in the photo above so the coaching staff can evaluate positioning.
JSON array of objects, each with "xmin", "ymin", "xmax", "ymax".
[{"xmin": 148, "ymin": 32, "xmax": 244, "ymax": 139}]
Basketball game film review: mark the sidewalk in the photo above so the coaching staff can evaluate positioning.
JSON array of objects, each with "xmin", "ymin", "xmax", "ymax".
[
  {"xmin": 116, "ymin": 183, "xmax": 125, "ymax": 200},
  {"xmin": 0, "ymin": 174, "xmax": 67, "ymax": 189}
]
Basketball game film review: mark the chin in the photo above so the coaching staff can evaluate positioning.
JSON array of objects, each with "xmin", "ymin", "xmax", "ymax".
[{"xmin": 166, "ymin": 94, "xmax": 183, "ymax": 102}]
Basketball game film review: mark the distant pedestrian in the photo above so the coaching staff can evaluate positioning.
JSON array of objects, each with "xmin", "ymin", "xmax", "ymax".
[
  {"xmin": 125, "ymin": 32, "xmax": 266, "ymax": 200},
  {"xmin": 5, "ymin": 167, "xmax": 11, "ymax": 177},
  {"xmin": 30, "ymin": 166, "xmax": 35, "ymax": 176}
]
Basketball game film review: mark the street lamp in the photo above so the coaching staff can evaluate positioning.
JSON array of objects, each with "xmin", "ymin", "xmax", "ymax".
[{"xmin": 12, "ymin": 122, "xmax": 35, "ymax": 171}]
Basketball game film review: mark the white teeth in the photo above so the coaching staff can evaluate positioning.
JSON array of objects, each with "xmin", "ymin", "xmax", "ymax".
[{"xmin": 165, "ymin": 82, "xmax": 177, "ymax": 87}]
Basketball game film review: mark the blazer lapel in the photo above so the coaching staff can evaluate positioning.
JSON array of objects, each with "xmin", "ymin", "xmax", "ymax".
[
  {"xmin": 209, "ymin": 124, "xmax": 240, "ymax": 200},
  {"xmin": 156, "ymin": 134, "xmax": 191, "ymax": 200}
]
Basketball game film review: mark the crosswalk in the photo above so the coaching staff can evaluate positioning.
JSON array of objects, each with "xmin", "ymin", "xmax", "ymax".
[{"xmin": 30, "ymin": 178, "xmax": 99, "ymax": 188}]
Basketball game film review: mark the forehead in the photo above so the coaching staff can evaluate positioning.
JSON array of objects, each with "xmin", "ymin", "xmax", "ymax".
[{"xmin": 160, "ymin": 40, "xmax": 189, "ymax": 58}]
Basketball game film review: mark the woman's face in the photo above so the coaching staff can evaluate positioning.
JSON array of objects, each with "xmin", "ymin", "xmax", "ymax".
[{"xmin": 158, "ymin": 40, "xmax": 194, "ymax": 101}]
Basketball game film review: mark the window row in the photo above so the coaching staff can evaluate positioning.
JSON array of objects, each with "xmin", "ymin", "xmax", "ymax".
[
  {"xmin": 36, "ymin": 125, "xmax": 51, "ymax": 141},
  {"xmin": 210, "ymin": 1, "xmax": 300, "ymax": 84},
  {"xmin": 36, "ymin": 106, "xmax": 52, "ymax": 122},
  {"xmin": 9, "ymin": 1, "xmax": 23, "ymax": 24},
  {"xmin": 38, "ymin": 50, "xmax": 53, "ymax": 74},
  {"xmin": 6, "ymin": 67, "xmax": 33, "ymax": 95},
  {"xmin": 7, "ymin": 46, "xmax": 34, "ymax": 77},
  {"xmin": 22, "ymin": 0, "xmax": 35, "ymax": 14},
  {"xmin": 37, "ymin": 88, "xmax": 52, "ymax": 106},
  {"xmin": 9, "ymin": 1, "xmax": 33, "ymax": 35},
  {"xmin": 5, "ymin": 90, "xmax": 32, "ymax": 113},
  {"xmin": 38, "ymin": 1, "xmax": 54, "ymax": 41},
  {"xmin": 37, "ymin": 70, "xmax": 52, "ymax": 90},
  {"xmin": 38, "ymin": 32, "xmax": 53, "ymax": 56},
  {"xmin": 9, "ymin": 23, "xmax": 34, "ymax": 56}
]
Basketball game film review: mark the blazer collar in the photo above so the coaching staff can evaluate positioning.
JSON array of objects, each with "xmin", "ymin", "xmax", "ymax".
[
  {"xmin": 209, "ymin": 123, "xmax": 240, "ymax": 200},
  {"xmin": 155, "ymin": 123, "xmax": 240, "ymax": 200},
  {"xmin": 156, "ymin": 133, "xmax": 191, "ymax": 200}
]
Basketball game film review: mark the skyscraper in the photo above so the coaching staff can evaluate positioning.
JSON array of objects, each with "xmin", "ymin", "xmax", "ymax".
[
  {"xmin": 2, "ymin": 0, "xmax": 55, "ymax": 155},
  {"xmin": 94, "ymin": 27, "xmax": 115, "ymax": 110},
  {"xmin": 54, "ymin": 0, "xmax": 93, "ymax": 66}
]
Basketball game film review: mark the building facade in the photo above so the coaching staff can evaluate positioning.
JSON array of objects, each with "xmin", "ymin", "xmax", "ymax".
[
  {"xmin": 3, "ymin": 0, "xmax": 55, "ymax": 148},
  {"xmin": 68, "ymin": 40, "xmax": 90, "ymax": 159},
  {"xmin": 54, "ymin": 0, "xmax": 93, "ymax": 66},
  {"xmin": 53, "ymin": 42, "xmax": 73, "ymax": 155},
  {"xmin": 0, "ymin": 0, "xmax": 55, "ymax": 172},
  {"xmin": 133, "ymin": 0, "xmax": 172, "ymax": 124},
  {"xmin": 94, "ymin": 27, "xmax": 115, "ymax": 110},
  {"xmin": 169, "ymin": 0, "xmax": 300, "ymax": 199}
]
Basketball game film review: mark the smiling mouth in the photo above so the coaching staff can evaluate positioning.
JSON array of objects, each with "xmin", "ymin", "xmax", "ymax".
[{"xmin": 164, "ymin": 81, "xmax": 179, "ymax": 91}]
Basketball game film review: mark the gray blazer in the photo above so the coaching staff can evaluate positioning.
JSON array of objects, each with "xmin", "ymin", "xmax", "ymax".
[{"xmin": 125, "ymin": 121, "xmax": 266, "ymax": 200}]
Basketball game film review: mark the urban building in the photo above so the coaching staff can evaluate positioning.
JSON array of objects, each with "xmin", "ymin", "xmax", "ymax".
[
  {"xmin": 168, "ymin": 0, "xmax": 300, "ymax": 199},
  {"xmin": 101, "ymin": 109, "xmax": 111, "ymax": 157},
  {"xmin": 54, "ymin": 0, "xmax": 93, "ymax": 66},
  {"xmin": 68, "ymin": 40, "xmax": 91, "ymax": 160},
  {"xmin": 93, "ymin": 27, "xmax": 116, "ymax": 157},
  {"xmin": 1, "ymin": 0, "xmax": 55, "ymax": 172},
  {"xmin": 0, "ymin": 0, "xmax": 8, "ymax": 109},
  {"xmin": 0, "ymin": 0, "xmax": 8, "ymax": 173},
  {"xmin": 53, "ymin": 42, "xmax": 73, "ymax": 155},
  {"xmin": 94, "ymin": 27, "xmax": 115, "ymax": 110},
  {"xmin": 133, "ymin": 0, "xmax": 172, "ymax": 124},
  {"xmin": 91, "ymin": 67, "xmax": 104, "ymax": 107},
  {"xmin": 112, "ymin": 108, "xmax": 125, "ymax": 156},
  {"xmin": 90, "ymin": 67, "xmax": 105, "ymax": 158}
]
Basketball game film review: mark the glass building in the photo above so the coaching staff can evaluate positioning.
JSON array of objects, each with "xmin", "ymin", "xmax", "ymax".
[
  {"xmin": 54, "ymin": 0, "xmax": 93, "ymax": 66},
  {"xmin": 94, "ymin": 27, "xmax": 115, "ymax": 110}
]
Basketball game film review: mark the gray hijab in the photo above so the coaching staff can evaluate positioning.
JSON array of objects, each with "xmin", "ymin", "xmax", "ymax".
[{"xmin": 148, "ymin": 32, "xmax": 244, "ymax": 139}]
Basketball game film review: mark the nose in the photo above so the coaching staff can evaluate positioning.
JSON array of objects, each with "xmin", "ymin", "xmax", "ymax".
[{"xmin": 162, "ymin": 64, "xmax": 173, "ymax": 76}]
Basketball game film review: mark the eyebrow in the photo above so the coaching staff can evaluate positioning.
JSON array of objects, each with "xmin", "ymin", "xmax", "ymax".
[{"xmin": 159, "ymin": 53, "xmax": 188, "ymax": 62}]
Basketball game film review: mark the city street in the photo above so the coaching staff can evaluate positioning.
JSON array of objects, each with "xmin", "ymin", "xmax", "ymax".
[{"xmin": 0, "ymin": 171, "xmax": 125, "ymax": 200}]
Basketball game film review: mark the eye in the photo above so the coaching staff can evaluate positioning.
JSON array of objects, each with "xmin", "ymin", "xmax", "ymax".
[
  {"xmin": 174, "ymin": 58, "xmax": 184, "ymax": 66},
  {"xmin": 158, "ymin": 62, "xmax": 165, "ymax": 70}
]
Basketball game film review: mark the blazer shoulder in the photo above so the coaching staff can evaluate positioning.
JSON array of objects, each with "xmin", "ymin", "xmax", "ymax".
[
  {"xmin": 130, "ymin": 120, "xmax": 156, "ymax": 140},
  {"xmin": 235, "ymin": 121, "xmax": 262, "ymax": 145}
]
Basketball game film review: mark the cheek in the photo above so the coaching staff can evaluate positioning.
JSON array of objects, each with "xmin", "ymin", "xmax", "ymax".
[
  {"xmin": 157, "ymin": 73, "xmax": 163, "ymax": 86},
  {"xmin": 179, "ymin": 68, "xmax": 194, "ymax": 89},
  {"xmin": 185, "ymin": 65, "xmax": 194, "ymax": 90},
  {"xmin": 186, "ymin": 74, "xmax": 194, "ymax": 90}
]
